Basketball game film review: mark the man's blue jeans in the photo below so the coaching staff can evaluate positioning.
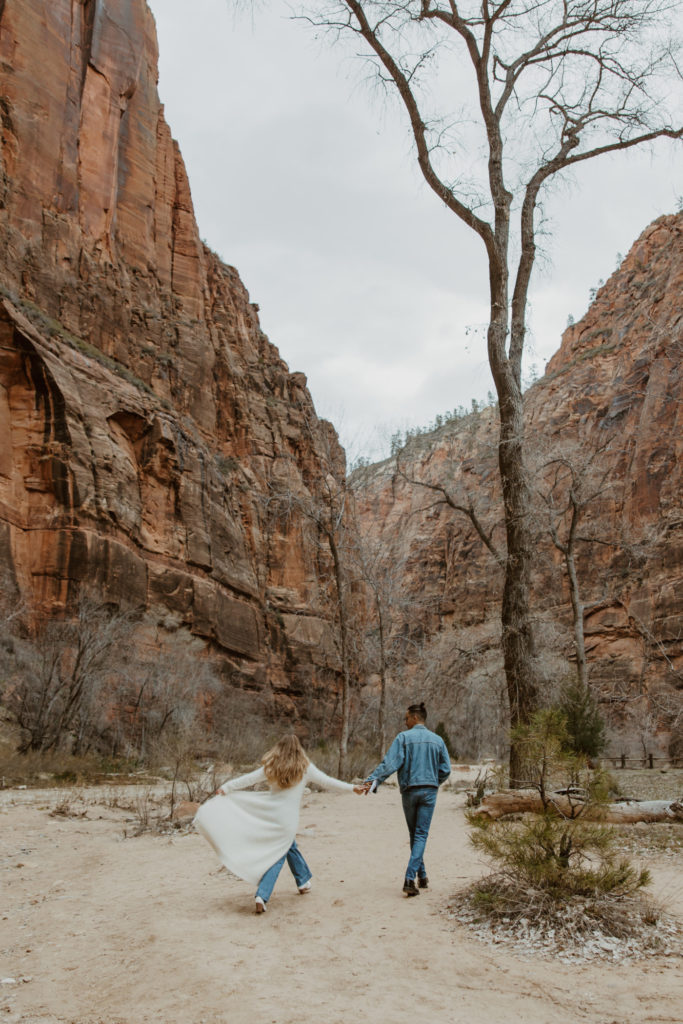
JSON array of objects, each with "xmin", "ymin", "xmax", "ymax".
[
  {"xmin": 401, "ymin": 785, "xmax": 438, "ymax": 882},
  {"xmin": 255, "ymin": 840, "xmax": 312, "ymax": 903}
]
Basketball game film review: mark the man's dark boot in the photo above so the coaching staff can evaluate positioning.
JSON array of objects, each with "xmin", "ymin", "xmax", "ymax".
[
  {"xmin": 418, "ymin": 876, "xmax": 429, "ymax": 889},
  {"xmin": 402, "ymin": 879, "xmax": 420, "ymax": 897}
]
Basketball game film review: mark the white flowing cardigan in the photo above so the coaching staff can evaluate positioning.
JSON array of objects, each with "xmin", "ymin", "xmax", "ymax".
[{"xmin": 194, "ymin": 762, "xmax": 354, "ymax": 887}]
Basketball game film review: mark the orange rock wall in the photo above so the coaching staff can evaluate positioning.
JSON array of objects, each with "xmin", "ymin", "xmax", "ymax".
[{"xmin": 0, "ymin": 0, "xmax": 345, "ymax": 713}]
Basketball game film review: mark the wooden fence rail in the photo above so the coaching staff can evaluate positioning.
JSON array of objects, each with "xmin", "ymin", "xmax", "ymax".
[{"xmin": 602, "ymin": 755, "xmax": 682, "ymax": 770}]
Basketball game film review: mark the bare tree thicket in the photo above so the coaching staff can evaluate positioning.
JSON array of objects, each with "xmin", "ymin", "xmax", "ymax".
[
  {"xmin": 107, "ymin": 629, "xmax": 221, "ymax": 761},
  {"xmin": 273, "ymin": 0, "xmax": 683, "ymax": 782},
  {"xmin": 0, "ymin": 587, "xmax": 236, "ymax": 764},
  {"xmin": 347, "ymin": 528, "xmax": 413, "ymax": 755},
  {"xmin": 416, "ymin": 625, "xmax": 508, "ymax": 759},
  {"xmin": 3, "ymin": 597, "xmax": 137, "ymax": 755}
]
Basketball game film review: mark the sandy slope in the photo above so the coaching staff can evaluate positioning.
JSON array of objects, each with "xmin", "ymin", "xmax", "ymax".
[{"xmin": 1, "ymin": 783, "xmax": 681, "ymax": 1024}]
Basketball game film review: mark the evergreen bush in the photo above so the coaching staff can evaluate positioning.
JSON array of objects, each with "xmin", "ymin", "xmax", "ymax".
[
  {"xmin": 558, "ymin": 679, "xmax": 606, "ymax": 759},
  {"xmin": 467, "ymin": 710, "xmax": 650, "ymax": 907}
]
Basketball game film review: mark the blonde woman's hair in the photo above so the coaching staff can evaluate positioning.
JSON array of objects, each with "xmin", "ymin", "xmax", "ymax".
[{"xmin": 261, "ymin": 734, "xmax": 309, "ymax": 789}]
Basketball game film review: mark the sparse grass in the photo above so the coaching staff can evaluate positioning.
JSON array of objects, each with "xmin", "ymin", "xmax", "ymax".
[
  {"xmin": 543, "ymin": 341, "xmax": 618, "ymax": 382},
  {"xmin": 0, "ymin": 747, "xmax": 157, "ymax": 789},
  {"xmin": 611, "ymin": 822, "xmax": 683, "ymax": 859},
  {"xmin": 608, "ymin": 767, "xmax": 683, "ymax": 802}
]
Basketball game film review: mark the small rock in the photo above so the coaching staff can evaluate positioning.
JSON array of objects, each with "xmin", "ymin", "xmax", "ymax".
[{"xmin": 171, "ymin": 801, "xmax": 199, "ymax": 821}]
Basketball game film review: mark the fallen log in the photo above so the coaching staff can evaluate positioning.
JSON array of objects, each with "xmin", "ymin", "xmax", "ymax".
[{"xmin": 474, "ymin": 790, "xmax": 683, "ymax": 824}]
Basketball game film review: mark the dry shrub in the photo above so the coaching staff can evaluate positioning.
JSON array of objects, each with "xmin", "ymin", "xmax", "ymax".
[
  {"xmin": 206, "ymin": 686, "xmax": 278, "ymax": 766},
  {"xmin": 120, "ymin": 784, "xmax": 161, "ymax": 838},
  {"xmin": 49, "ymin": 788, "xmax": 89, "ymax": 819}
]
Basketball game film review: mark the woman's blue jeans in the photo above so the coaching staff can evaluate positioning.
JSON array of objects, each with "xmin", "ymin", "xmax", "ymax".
[
  {"xmin": 255, "ymin": 840, "xmax": 312, "ymax": 903},
  {"xmin": 401, "ymin": 785, "xmax": 438, "ymax": 882}
]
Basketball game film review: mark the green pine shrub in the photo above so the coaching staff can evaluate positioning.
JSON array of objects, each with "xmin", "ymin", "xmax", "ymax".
[
  {"xmin": 558, "ymin": 679, "xmax": 606, "ymax": 759},
  {"xmin": 467, "ymin": 710, "xmax": 650, "ymax": 908}
]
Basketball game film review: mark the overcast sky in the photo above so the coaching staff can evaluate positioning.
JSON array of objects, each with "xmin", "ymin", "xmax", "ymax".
[{"xmin": 147, "ymin": 1, "xmax": 682, "ymax": 463}]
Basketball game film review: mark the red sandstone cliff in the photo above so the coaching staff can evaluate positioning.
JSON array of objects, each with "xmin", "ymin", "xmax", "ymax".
[
  {"xmin": 0, "ymin": 0, "xmax": 346, "ymax": 717},
  {"xmin": 352, "ymin": 214, "xmax": 683, "ymax": 760}
]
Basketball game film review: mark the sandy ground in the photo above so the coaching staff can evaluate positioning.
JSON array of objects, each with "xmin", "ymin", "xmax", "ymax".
[{"xmin": 1, "ymin": 780, "xmax": 682, "ymax": 1024}]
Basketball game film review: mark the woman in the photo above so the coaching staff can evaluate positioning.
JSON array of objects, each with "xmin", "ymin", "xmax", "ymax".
[{"xmin": 194, "ymin": 734, "xmax": 363, "ymax": 913}]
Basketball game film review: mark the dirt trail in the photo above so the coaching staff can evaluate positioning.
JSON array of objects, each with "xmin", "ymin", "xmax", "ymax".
[{"xmin": 1, "ymin": 785, "xmax": 681, "ymax": 1024}]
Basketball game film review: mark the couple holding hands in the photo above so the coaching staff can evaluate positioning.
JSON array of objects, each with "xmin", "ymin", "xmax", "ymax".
[{"xmin": 194, "ymin": 702, "xmax": 451, "ymax": 912}]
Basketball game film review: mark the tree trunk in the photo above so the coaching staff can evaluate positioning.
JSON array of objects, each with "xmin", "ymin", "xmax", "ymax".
[
  {"xmin": 488, "ymin": 315, "xmax": 539, "ymax": 786},
  {"xmin": 565, "ymin": 549, "xmax": 588, "ymax": 689},
  {"xmin": 376, "ymin": 594, "xmax": 387, "ymax": 758}
]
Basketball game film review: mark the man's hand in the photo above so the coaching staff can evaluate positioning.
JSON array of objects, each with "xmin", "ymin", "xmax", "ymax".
[{"xmin": 353, "ymin": 785, "xmax": 366, "ymax": 795}]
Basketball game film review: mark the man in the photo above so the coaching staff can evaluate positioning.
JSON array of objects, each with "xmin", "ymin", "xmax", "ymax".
[{"xmin": 362, "ymin": 701, "xmax": 451, "ymax": 896}]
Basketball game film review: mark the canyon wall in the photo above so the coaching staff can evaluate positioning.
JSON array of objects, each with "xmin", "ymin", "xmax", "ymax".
[
  {"xmin": 0, "ymin": 0, "xmax": 346, "ymax": 719},
  {"xmin": 352, "ymin": 214, "xmax": 683, "ymax": 759}
]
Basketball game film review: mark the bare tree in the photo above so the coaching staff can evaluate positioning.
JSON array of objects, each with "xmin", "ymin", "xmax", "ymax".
[
  {"xmin": 276, "ymin": 0, "xmax": 682, "ymax": 781},
  {"xmin": 536, "ymin": 439, "xmax": 616, "ymax": 690}
]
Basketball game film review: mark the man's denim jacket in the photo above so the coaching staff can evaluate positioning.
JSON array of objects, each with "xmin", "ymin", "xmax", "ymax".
[{"xmin": 366, "ymin": 724, "xmax": 451, "ymax": 792}]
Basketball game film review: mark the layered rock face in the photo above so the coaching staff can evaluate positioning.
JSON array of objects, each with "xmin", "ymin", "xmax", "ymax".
[
  {"xmin": 353, "ymin": 214, "xmax": 682, "ymax": 759},
  {"xmin": 0, "ymin": 0, "xmax": 345, "ymax": 710}
]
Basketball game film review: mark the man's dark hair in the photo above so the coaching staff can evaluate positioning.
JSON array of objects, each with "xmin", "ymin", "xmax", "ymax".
[{"xmin": 407, "ymin": 701, "xmax": 427, "ymax": 722}]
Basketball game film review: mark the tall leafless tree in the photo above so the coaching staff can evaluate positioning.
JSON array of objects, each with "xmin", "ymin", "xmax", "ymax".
[
  {"xmin": 536, "ymin": 439, "xmax": 616, "ymax": 691},
  {"xmin": 276, "ymin": 0, "xmax": 682, "ymax": 782}
]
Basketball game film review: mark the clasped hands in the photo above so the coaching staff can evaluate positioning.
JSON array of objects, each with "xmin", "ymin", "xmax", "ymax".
[{"xmin": 214, "ymin": 783, "xmax": 373, "ymax": 795}]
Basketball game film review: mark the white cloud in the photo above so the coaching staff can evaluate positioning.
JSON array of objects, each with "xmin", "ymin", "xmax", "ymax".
[{"xmin": 148, "ymin": 0, "xmax": 682, "ymax": 460}]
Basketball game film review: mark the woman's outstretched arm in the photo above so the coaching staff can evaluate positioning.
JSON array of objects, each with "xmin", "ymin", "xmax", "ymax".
[
  {"xmin": 217, "ymin": 766, "xmax": 266, "ymax": 794},
  {"xmin": 305, "ymin": 763, "xmax": 360, "ymax": 793}
]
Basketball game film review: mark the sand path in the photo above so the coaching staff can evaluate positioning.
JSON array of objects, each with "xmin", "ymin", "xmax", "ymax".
[{"xmin": 1, "ymin": 784, "xmax": 681, "ymax": 1024}]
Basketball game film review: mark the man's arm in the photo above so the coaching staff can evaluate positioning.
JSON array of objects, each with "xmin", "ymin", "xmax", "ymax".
[
  {"xmin": 437, "ymin": 741, "xmax": 452, "ymax": 785},
  {"xmin": 365, "ymin": 733, "xmax": 406, "ymax": 787}
]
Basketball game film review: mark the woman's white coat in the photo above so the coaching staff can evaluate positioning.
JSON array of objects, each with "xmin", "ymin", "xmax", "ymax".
[{"xmin": 194, "ymin": 763, "xmax": 354, "ymax": 887}]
